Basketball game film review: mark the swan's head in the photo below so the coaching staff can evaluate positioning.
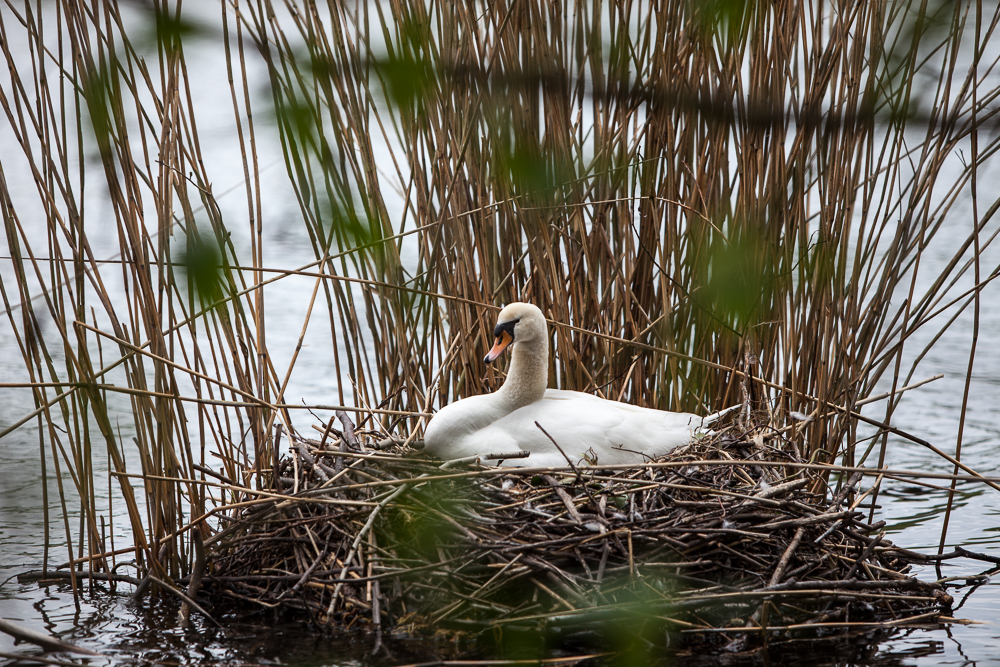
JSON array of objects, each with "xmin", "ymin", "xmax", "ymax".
[{"xmin": 484, "ymin": 302, "xmax": 547, "ymax": 364}]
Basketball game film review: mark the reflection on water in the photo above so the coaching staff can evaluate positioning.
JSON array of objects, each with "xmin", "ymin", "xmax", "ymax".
[{"xmin": 0, "ymin": 579, "xmax": 992, "ymax": 667}]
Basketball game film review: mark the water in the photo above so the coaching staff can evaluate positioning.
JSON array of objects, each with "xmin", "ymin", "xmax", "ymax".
[{"xmin": 2, "ymin": 3, "xmax": 1000, "ymax": 665}]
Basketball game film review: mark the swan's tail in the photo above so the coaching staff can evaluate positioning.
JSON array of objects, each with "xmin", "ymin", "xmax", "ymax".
[{"xmin": 698, "ymin": 404, "xmax": 741, "ymax": 429}]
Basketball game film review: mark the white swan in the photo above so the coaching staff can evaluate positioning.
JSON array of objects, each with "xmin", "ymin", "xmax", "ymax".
[{"xmin": 423, "ymin": 302, "xmax": 721, "ymax": 467}]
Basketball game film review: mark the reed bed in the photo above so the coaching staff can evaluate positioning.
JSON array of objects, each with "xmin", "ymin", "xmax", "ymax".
[
  {"xmin": 1, "ymin": 0, "xmax": 999, "ymax": 656},
  {"xmin": 198, "ymin": 411, "xmax": 968, "ymax": 645}
]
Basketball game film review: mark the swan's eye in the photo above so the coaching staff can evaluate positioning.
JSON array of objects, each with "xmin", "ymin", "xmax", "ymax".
[{"xmin": 493, "ymin": 318, "xmax": 519, "ymax": 340}]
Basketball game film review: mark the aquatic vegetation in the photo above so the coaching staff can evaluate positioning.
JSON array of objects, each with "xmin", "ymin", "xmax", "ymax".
[{"xmin": 1, "ymin": 0, "xmax": 998, "ymax": 657}]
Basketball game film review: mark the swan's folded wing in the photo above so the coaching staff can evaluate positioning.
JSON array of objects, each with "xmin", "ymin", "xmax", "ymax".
[{"xmin": 487, "ymin": 390, "xmax": 699, "ymax": 465}]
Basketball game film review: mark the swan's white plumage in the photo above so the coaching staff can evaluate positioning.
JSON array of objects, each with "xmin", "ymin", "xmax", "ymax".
[{"xmin": 423, "ymin": 303, "xmax": 717, "ymax": 467}]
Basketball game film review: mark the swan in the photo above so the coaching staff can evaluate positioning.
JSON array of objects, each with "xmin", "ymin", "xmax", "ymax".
[{"xmin": 423, "ymin": 302, "xmax": 721, "ymax": 467}]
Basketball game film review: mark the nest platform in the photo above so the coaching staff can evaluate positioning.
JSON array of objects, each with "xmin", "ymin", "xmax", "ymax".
[{"xmin": 203, "ymin": 417, "xmax": 955, "ymax": 646}]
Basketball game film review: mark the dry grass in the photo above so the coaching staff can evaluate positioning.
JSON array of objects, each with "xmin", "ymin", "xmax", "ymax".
[
  {"xmin": 1, "ymin": 0, "xmax": 999, "ymax": 645},
  {"xmin": 203, "ymin": 416, "xmax": 967, "ymax": 642}
]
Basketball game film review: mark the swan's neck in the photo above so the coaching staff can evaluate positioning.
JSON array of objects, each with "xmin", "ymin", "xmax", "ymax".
[{"xmin": 497, "ymin": 335, "xmax": 548, "ymax": 410}]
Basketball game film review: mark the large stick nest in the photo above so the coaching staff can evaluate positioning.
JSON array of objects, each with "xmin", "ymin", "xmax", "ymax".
[{"xmin": 204, "ymin": 415, "xmax": 953, "ymax": 644}]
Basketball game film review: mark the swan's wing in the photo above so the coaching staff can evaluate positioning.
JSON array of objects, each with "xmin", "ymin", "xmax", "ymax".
[{"xmin": 484, "ymin": 390, "xmax": 700, "ymax": 465}]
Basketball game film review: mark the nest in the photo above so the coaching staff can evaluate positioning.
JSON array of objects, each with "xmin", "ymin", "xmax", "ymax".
[{"xmin": 204, "ymin": 415, "xmax": 953, "ymax": 646}]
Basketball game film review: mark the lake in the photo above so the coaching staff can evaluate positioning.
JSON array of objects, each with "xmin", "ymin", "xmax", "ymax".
[{"xmin": 2, "ymin": 1, "xmax": 999, "ymax": 664}]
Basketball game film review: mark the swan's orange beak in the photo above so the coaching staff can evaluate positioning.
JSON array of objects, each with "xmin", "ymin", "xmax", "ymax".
[{"xmin": 484, "ymin": 329, "xmax": 513, "ymax": 364}]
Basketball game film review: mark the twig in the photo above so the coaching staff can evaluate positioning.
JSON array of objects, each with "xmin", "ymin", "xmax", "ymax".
[
  {"xmin": 17, "ymin": 569, "xmax": 142, "ymax": 588},
  {"xmin": 178, "ymin": 524, "xmax": 208, "ymax": 628},
  {"xmin": 541, "ymin": 475, "xmax": 583, "ymax": 524},
  {"xmin": 0, "ymin": 651, "xmax": 98, "ymax": 667},
  {"xmin": 336, "ymin": 410, "xmax": 359, "ymax": 449},
  {"xmin": 535, "ymin": 422, "xmax": 604, "ymax": 515},
  {"xmin": 769, "ymin": 526, "xmax": 806, "ymax": 587},
  {"xmin": 148, "ymin": 576, "xmax": 221, "ymax": 627},
  {"xmin": 0, "ymin": 619, "xmax": 103, "ymax": 656},
  {"xmin": 845, "ymin": 530, "xmax": 886, "ymax": 580}
]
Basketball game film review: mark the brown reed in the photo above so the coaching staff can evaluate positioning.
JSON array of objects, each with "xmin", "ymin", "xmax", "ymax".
[{"xmin": 0, "ymin": 0, "xmax": 998, "ymax": 642}]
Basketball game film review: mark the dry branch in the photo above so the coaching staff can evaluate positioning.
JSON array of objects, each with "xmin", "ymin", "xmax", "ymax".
[
  {"xmin": 0, "ymin": 619, "xmax": 103, "ymax": 657},
  {"xmin": 203, "ymin": 416, "xmax": 957, "ymax": 640}
]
